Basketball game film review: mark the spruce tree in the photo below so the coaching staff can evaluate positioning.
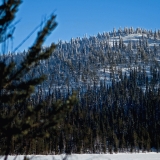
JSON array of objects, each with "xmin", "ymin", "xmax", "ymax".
[{"xmin": 0, "ymin": 0, "xmax": 76, "ymax": 159}]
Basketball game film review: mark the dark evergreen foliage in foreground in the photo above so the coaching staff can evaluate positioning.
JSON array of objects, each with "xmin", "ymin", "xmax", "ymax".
[{"xmin": 0, "ymin": 1, "xmax": 76, "ymax": 159}]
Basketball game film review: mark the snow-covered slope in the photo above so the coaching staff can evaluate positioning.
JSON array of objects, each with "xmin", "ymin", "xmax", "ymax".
[
  {"xmin": 1, "ymin": 28, "xmax": 160, "ymax": 158},
  {"xmin": 2, "ymin": 27, "xmax": 160, "ymax": 94}
]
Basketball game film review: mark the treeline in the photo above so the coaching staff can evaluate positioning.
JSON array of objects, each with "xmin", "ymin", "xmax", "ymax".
[
  {"xmin": 1, "ymin": 25, "xmax": 160, "ymax": 155},
  {"xmin": 0, "ymin": 68, "xmax": 160, "ymax": 155}
]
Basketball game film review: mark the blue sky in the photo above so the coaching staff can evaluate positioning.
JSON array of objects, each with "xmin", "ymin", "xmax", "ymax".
[{"xmin": 9, "ymin": 0, "xmax": 160, "ymax": 52}]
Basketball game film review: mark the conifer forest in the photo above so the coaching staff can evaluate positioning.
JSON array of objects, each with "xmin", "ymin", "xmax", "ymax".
[{"xmin": 1, "ymin": 26, "xmax": 160, "ymax": 155}]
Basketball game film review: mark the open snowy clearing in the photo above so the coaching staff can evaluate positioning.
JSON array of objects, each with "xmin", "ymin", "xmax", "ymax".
[{"xmin": 2, "ymin": 153, "xmax": 160, "ymax": 160}]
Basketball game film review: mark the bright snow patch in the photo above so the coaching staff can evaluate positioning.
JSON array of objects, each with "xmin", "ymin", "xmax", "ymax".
[{"xmin": 2, "ymin": 153, "xmax": 160, "ymax": 160}]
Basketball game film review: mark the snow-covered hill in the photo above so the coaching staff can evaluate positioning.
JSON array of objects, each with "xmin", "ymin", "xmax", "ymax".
[
  {"xmin": 2, "ymin": 27, "xmax": 160, "ymax": 95},
  {"xmin": 1, "ymin": 28, "xmax": 160, "ymax": 157}
]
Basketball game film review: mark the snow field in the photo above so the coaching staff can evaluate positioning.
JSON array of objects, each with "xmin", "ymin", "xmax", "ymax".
[{"xmin": 3, "ymin": 153, "xmax": 160, "ymax": 160}]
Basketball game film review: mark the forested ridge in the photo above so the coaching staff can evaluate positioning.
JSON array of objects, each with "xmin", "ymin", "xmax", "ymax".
[{"xmin": 1, "ymin": 27, "xmax": 160, "ymax": 154}]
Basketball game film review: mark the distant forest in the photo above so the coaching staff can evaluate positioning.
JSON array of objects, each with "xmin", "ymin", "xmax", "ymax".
[{"xmin": 0, "ymin": 27, "xmax": 160, "ymax": 154}]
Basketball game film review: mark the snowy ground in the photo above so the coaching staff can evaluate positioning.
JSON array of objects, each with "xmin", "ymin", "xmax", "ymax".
[{"xmin": 2, "ymin": 153, "xmax": 160, "ymax": 160}]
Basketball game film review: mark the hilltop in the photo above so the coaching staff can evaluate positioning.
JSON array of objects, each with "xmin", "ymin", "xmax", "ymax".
[{"xmin": 3, "ymin": 27, "xmax": 160, "ymax": 93}]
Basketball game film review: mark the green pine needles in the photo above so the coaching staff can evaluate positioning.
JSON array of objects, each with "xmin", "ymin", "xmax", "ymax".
[{"xmin": 0, "ymin": 0, "xmax": 76, "ymax": 159}]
